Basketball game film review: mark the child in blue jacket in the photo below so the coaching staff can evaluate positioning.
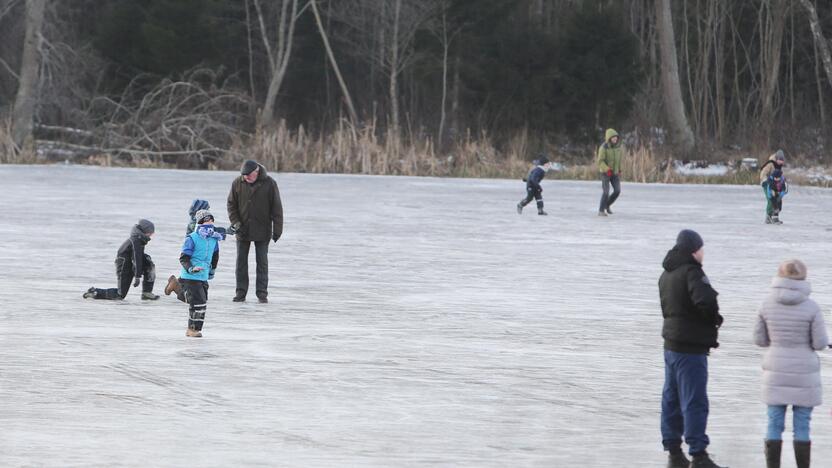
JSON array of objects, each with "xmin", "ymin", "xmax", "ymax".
[
  {"xmin": 517, "ymin": 156, "xmax": 552, "ymax": 215},
  {"xmin": 174, "ymin": 209, "xmax": 224, "ymax": 337}
]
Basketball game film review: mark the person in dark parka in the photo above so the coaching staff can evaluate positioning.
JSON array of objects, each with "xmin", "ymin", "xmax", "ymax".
[
  {"xmin": 516, "ymin": 156, "xmax": 552, "ymax": 215},
  {"xmin": 227, "ymin": 160, "xmax": 284, "ymax": 303},
  {"xmin": 659, "ymin": 229, "xmax": 726, "ymax": 468},
  {"xmin": 83, "ymin": 219, "xmax": 159, "ymax": 301}
]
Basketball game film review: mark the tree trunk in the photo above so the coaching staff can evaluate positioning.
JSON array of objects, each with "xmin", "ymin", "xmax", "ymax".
[
  {"xmin": 389, "ymin": 0, "xmax": 401, "ymax": 138},
  {"xmin": 759, "ymin": 0, "xmax": 788, "ymax": 136},
  {"xmin": 258, "ymin": 0, "xmax": 299, "ymax": 126},
  {"xmin": 799, "ymin": 0, "xmax": 832, "ymax": 89},
  {"xmin": 655, "ymin": 0, "xmax": 695, "ymax": 151},
  {"xmin": 438, "ymin": 9, "xmax": 449, "ymax": 150},
  {"xmin": 310, "ymin": 0, "xmax": 358, "ymax": 125},
  {"xmin": 11, "ymin": 0, "xmax": 46, "ymax": 150}
]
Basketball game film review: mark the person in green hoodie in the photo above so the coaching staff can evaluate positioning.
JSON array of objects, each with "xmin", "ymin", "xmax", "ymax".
[{"xmin": 597, "ymin": 128, "xmax": 623, "ymax": 216}]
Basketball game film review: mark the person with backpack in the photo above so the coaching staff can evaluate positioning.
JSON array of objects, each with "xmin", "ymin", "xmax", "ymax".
[
  {"xmin": 754, "ymin": 259, "xmax": 828, "ymax": 468},
  {"xmin": 82, "ymin": 219, "xmax": 160, "ymax": 301},
  {"xmin": 760, "ymin": 150, "xmax": 788, "ymax": 224},
  {"xmin": 516, "ymin": 155, "xmax": 552, "ymax": 216}
]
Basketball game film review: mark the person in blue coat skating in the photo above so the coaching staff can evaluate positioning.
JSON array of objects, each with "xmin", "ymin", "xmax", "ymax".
[{"xmin": 516, "ymin": 155, "xmax": 552, "ymax": 216}]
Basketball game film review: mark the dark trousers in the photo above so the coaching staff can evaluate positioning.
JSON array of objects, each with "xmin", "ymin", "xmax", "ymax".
[
  {"xmin": 519, "ymin": 186, "xmax": 543, "ymax": 211},
  {"xmin": 93, "ymin": 255, "xmax": 155, "ymax": 300},
  {"xmin": 177, "ymin": 279, "xmax": 208, "ymax": 331},
  {"xmin": 236, "ymin": 240, "xmax": 269, "ymax": 299},
  {"xmin": 661, "ymin": 350, "xmax": 710, "ymax": 455},
  {"xmin": 599, "ymin": 174, "xmax": 621, "ymax": 211}
]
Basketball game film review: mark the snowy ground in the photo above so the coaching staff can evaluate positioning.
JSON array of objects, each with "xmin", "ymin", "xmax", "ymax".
[{"xmin": 2, "ymin": 164, "xmax": 832, "ymax": 467}]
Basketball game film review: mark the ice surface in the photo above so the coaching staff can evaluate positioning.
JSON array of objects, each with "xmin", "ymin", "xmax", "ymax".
[{"xmin": 2, "ymin": 165, "xmax": 832, "ymax": 467}]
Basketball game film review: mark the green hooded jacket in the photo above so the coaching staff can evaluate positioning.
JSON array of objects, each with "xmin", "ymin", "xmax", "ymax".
[{"xmin": 597, "ymin": 128, "xmax": 623, "ymax": 174}]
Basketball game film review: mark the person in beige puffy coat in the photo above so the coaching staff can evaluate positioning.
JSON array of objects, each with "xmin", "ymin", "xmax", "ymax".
[{"xmin": 754, "ymin": 259, "xmax": 828, "ymax": 468}]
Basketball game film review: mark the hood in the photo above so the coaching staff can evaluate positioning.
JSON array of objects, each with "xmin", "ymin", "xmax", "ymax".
[
  {"xmin": 189, "ymin": 199, "xmax": 210, "ymax": 218},
  {"xmin": 605, "ymin": 128, "xmax": 619, "ymax": 145},
  {"xmin": 662, "ymin": 247, "xmax": 699, "ymax": 272},
  {"xmin": 769, "ymin": 276, "xmax": 811, "ymax": 305},
  {"xmin": 131, "ymin": 219, "xmax": 154, "ymax": 243}
]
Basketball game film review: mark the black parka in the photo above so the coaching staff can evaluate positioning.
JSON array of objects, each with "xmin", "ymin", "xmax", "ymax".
[
  {"xmin": 658, "ymin": 247, "xmax": 723, "ymax": 354},
  {"xmin": 227, "ymin": 164, "xmax": 284, "ymax": 242}
]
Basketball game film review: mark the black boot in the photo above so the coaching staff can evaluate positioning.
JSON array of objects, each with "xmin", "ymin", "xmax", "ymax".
[
  {"xmin": 537, "ymin": 209, "xmax": 548, "ymax": 216},
  {"xmin": 516, "ymin": 202, "xmax": 523, "ymax": 214},
  {"xmin": 82, "ymin": 287, "xmax": 97, "ymax": 299},
  {"xmin": 690, "ymin": 451, "xmax": 727, "ymax": 468},
  {"xmin": 794, "ymin": 440, "xmax": 810, "ymax": 468},
  {"xmin": 666, "ymin": 448, "xmax": 689, "ymax": 468},
  {"xmin": 765, "ymin": 440, "xmax": 781, "ymax": 468}
]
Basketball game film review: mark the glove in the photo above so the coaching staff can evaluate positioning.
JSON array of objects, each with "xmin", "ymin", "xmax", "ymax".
[
  {"xmin": 272, "ymin": 232, "xmax": 281, "ymax": 243},
  {"xmin": 606, "ymin": 169, "xmax": 613, "ymax": 177},
  {"xmin": 208, "ymin": 269, "xmax": 215, "ymax": 280},
  {"xmin": 189, "ymin": 266, "xmax": 203, "ymax": 274},
  {"xmin": 133, "ymin": 277, "xmax": 140, "ymax": 287},
  {"xmin": 229, "ymin": 222, "xmax": 241, "ymax": 236}
]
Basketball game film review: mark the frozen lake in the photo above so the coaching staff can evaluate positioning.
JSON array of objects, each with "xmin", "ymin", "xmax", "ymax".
[{"xmin": 2, "ymin": 164, "xmax": 832, "ymax": 467}]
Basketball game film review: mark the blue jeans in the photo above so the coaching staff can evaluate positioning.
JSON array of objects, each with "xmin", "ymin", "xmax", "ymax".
[
  {"xmin": 661, "ymin": 350, "xmax": 710, "ymax": 455},
  {"xmin": 767, "ymin": 405, "xmax": 813, "ymax": 442}
]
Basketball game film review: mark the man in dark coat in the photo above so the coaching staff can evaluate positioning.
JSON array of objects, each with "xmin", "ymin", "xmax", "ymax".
[
  {"xmin": 227, "ymin": 160, "xmax": 284, "ymax": 303},
  {"xmin": 659, "ymin": 229, "xmax": 725, "ymax": 468}
]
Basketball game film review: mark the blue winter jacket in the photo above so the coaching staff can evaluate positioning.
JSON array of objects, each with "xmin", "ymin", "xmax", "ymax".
[{"xmin": 180, "ymin": 231, "xmax": 219, "ymax": 282}]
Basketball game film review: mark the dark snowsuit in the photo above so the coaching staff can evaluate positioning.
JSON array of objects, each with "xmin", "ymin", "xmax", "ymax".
[
  {"xmin": 227, "ymin": 164, "xmax": 283, "ymax": 300},
  {"xmin": 659, "ymin": 247, "xmax": 722, "ymax": 456},
  {"xmin": 519, "ymin": 166, "xmax": 546, "ymax": 212},
  {"xmin": 90, "ymin": 220, "xmax": 156, "ymax": 300}
]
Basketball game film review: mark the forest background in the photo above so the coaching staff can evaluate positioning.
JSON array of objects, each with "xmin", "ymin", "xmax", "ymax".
[{"xmin": 2, "ymin": 0, "xmax": 832, "ymax": 183}]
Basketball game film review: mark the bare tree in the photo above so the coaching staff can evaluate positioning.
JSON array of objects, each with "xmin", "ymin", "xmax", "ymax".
[
  {"xmin": 310, "ymin": 0, "xmax": 358, "ymax": 125},
  {"xmin": 655, "ymin": 0, "xmax": 695, "ymax": 151},
  {"xmin": 799, "ymin": 0, "xmax": 832, "ymax": 89},
  {"xmin": 759, "ymin": 0, "xmax": 789, "ymax": 136},
  {"xmin": 11, "ymin": 0, "xmax": 45, "ymax": 149},
  {"xmin": 253, "ymin": 0, "xmax": 301, "ymax": 126}
]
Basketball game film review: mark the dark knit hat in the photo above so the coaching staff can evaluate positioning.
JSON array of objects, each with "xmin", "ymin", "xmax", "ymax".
[
  {"xmin": 675, "ymin": 229, "xmax": 703, "ymax": 254},
  {"xmin": 137, "ymin": 219, "xmax": 155, "ymax": 235},
  {"xmin": 538, "ymin": 155, "xmax": 550, "ymax": 165},
  {"xmin": 241, "ymin": 159, "xmax": 259, "ymax": 175}
]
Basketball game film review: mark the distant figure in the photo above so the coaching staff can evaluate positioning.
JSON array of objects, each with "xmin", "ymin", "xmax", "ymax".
[
  {"xmin": 760, "ymin": 150, "xmax": 787, "ymax": 224},
  {"xmin": 754, "ymin": 259, "xmax": 827, "ymax": 468},
  {"xmin": 227, "ymin": 160, "xmax": 283, "ymax": 303},
  {"xmin": 82, "ymin": 219, "xmax": 159, "ymax": 301},
  {"xmin": 596, "ymin": 128, "xmax": 623, "ymax": 217},
  {"xmin": 516, "ymin": 155, "xmax": 552, "ymax": 216},
  {"xmin": 173, "ymin": 209, "xmax": 224, "ymax": 337},
  {"xmin": 659, "ymin": 230, "xmax": 726, "ymax": 468}
]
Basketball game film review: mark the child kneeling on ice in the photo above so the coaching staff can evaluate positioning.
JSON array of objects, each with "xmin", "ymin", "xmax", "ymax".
[
  {"xmin": 83, "ymin": 219, "xmax": 159, "ymax": 301},
  {"xmin": 516, "ymin": 155, "xmax": 552, "ymax": 215},
  {"xmin": 168, "ymin": 209, "xmax": 223, "ymax": 337}
]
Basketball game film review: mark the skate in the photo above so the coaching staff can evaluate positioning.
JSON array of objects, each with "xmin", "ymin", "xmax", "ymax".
[
  {"xmin": 537, "ymin": 209, "xmax": 548, "ymax": 216},
  {"xmin": 598, "ymin": 210, "xmax": 608, "ymax": 217},
  {"xmin": 233, "ymin": 294, "xmax": 246, "ymax": 302},
  {"xmin": 164, "ymin": 275, "xmax": 180, "ymax": 296},
  {"xmin": 185, "ymin": 327, "xmax": 202, "ymax": 338},
  {"xmin": 258, "ymin": 296, "xmax": 269, "ymax": 304},
  {"xmin": 765, "ymin": 215, "xmax": 772, "ymax": 224},
  {"xmin": 141, "ymin": 292, "xmax": 160, "ymax": 300},
  {"xmin": 606, "ymin": 208, "xmax": 614, "ymax": 215},
  {"xmin": 771, "ymin": 215, "xmax": 783, "ymax": 225},
  {"xmin": 82, "ymin": 287, "xmax": 97, "ymax": 299},
  {"xmin": 516, "ymin": 202, "xmax": 523, "ymax": 214}
]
